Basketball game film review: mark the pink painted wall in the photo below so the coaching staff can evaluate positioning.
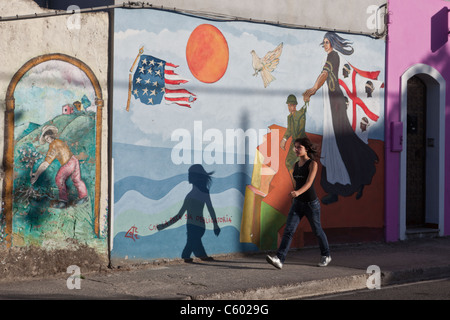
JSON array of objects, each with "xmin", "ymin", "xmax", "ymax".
[{"xmin": 385, "ymin": 0, "xmax": 450, "ymax": 240}]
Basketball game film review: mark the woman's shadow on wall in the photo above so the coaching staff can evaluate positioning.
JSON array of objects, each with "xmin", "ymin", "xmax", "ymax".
[{"xmin": 157, "ymin": 164, "xmax": 220, "ymax": 262}]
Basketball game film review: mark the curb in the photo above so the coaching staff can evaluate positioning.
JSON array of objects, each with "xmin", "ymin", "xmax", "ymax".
[
  {"xmin": 192, "ymin": 274, "xmax": 368, "ymax": 300},
  {"xmin": 381, "ymin": 265, "xmax": 450, "ymax": 287},
  {"xmin": 192, "ymin": 265, "xmax": 450, "ymax": 300}
]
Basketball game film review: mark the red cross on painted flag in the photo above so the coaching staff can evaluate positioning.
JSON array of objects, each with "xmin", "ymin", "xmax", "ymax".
[{"xmin": 339, "ymin": 63, "xmax": 384, "ymax": 131}]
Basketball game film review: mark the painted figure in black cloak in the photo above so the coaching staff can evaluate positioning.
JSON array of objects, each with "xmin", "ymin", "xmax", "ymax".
[{"xmin": 303, "ymin": 32, "xmax": 378, "ymax": 204}]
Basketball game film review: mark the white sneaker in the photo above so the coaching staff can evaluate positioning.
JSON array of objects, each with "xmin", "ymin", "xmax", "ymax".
[
  {"xmin": 266, "ymin": 255, "xmax": 283, "ymax": 269},
  {"xmin": 318, "ymin": 256, "xmax": 331, "ymax": 267}
]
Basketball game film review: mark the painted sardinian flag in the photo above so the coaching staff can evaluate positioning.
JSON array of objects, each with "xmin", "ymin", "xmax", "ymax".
[
  {"xmin": 338, "ymin": 58, "xmax": 384, "ymax": 132},
  {"xmin": 132, "ymin": 55, "xmax": 196, "ymax": 108}
]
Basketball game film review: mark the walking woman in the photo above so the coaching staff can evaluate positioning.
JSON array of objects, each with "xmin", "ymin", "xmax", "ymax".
[{"xmin": 266, "ymin": 138, "xmax": 331, "ymax": 268}]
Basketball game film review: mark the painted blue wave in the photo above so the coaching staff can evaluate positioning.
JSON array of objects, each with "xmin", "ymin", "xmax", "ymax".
[
  {"xmin": 111, "ymin": 225, "xmax": 258, "ymax": 260},
  {"xmin": 114, "ymin": 172, "xmax": 251, "ymax": 203},
  {"xmin": 112, "ymin": 143, "xmax": 254, "ymax": 181}
]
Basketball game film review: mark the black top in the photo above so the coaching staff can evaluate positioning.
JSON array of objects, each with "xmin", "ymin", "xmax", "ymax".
[{"xmin": 292, "ymin": 159, "xmax": 317, "ymax": 202}]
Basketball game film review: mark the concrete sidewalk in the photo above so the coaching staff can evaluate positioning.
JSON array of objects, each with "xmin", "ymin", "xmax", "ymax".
[{"xmin": 1, "ymin": 236, "xmax": 450, "ymax": 300}]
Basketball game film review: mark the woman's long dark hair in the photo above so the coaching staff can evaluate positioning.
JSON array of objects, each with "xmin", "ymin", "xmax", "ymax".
[
  {"xmin": 188, "ymin": 164, "xmax": 214, "ymax": 192},
  {"xmin": 294, "ymin": 137, "xmax": 318, "ymax": 160},
  {"xmin": 321, "ymin": 32, "xmax": 354, "ymax": 56}
]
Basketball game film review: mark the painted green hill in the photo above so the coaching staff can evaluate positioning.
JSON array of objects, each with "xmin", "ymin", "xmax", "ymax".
[{"xmin": 12, "ymin": 112, "xmax": 98, "ymax": 246}]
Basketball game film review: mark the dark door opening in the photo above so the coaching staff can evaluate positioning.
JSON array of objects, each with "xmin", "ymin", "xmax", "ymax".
[{"xmin": 406, "ymin": 76, "xmax": 426, "ymax": 228}]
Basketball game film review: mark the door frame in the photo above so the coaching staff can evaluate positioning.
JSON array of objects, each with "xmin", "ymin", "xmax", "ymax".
[{"xmin": 399, "ymin": 63, "xmax": 445, "ymax": 239}]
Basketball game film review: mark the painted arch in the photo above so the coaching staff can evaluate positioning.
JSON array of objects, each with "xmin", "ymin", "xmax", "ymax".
[{"xmin": 2, "ymin": 53, "xmax": 104, "ymax": 247}]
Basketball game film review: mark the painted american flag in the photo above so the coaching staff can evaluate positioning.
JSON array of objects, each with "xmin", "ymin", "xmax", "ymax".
[{"xmin": 132, "ymin": 54, "xmax": 196, "ymax": 108}]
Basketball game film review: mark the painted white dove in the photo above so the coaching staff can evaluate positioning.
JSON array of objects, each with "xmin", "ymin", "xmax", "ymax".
[{"xmin": 251, "ymin": 42, "xmax": 283, "ymax": 88}]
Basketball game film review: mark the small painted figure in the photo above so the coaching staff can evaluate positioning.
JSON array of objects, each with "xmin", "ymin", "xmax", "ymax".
[
  {"xmin": 281, "ymin": 94, "xmax": 307, "ymax": 175},
  {"xmin": 31, "ymin": 125, "xmax": 88, "ymax": 209}
]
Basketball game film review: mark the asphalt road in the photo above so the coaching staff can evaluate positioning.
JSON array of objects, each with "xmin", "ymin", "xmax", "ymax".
[{"xmin": 308, "ymin": 277, "xmax": 450, "ymax": 300}]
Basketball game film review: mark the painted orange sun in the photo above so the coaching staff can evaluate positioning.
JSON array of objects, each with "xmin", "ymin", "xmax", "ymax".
[{"xmin": 186, "ymin": 24, "xmax": 229, "ymax": 83}]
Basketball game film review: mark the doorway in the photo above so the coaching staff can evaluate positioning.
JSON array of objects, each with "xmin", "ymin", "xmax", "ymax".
[
  {"xmin": 400, "ymin": 64, "xmax": 445, "ymax": 239},
  {"xmin": 406, "ymin": 76, "xmax": 426, "ymax": 228}
]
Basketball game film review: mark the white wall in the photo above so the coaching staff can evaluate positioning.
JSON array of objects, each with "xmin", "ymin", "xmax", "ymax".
[{"xmin": 113, "ymin": 0, "xmax": 387, "ymax": 36}]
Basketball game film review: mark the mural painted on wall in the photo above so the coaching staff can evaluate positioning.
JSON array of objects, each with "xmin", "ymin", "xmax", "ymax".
[
  {"xmin": 8, "ymin": 59, "xmax": 105, "ymax": 250},
  {"xmin": 112, "ymin": 9, "xmax": 385, "ymax": 262}
]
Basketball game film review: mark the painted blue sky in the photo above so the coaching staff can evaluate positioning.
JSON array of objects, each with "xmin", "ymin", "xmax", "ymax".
[
  {"xmin": 113, "ymin": 8, "xmax": 386, "ymax": 152},
  {"xmin": 14, "ymin": 60, "xmax": 96, "ymax": 131}
]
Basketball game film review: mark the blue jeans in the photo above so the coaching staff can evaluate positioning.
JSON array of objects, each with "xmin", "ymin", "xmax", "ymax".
[{"xmin": 276, "ymin": 198, "xmax": 330, "ymax": 263}]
